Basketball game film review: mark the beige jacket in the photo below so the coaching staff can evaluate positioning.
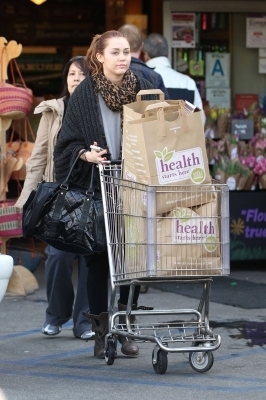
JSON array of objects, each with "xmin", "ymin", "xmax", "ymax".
[{"xmin": 15, "ymin": 98, "xmax": 65, "ymax": 208}]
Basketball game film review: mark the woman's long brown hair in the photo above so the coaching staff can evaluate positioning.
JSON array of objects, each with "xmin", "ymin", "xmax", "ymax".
[{"xmin": 86, "ymin": 30, "xmax": 126, "ymax": 78}]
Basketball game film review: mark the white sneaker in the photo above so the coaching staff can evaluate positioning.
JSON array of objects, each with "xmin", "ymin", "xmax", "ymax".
[
  {"xmin": 42, "ymin": 324, "xmax": 62, "ymax": 336},
  {"xmin": 76, "ymin": 330, "xmax": 95, "ymax": 340}
]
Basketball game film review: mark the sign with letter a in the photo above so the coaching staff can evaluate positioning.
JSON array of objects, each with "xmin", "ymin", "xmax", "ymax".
[{"xmin": 205, "ymin": 53, "xmax": 230, "ymax": 88}]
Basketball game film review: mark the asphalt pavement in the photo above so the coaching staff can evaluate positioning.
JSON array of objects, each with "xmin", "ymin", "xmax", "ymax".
[{"xmin": 0, "ymin": 260, "xmax": 266, "ymax": 400}]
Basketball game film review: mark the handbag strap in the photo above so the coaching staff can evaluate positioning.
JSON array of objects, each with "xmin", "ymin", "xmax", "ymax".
[
  {"xmin": 0, "ymin": 47, "xmax": 26, "ymax": 87},
  {"xmin": 9, "ymin": 58, "xmax": 28, "ymax": 89},
  {"xmin": 0, "ymin": 48, "xmax": 4, "ymax": 82},
  {"xmin": 60, "ymin": 149, "xmax": 87, "ymax": 187},
  {"xmin": 8, "ymin": 118, "xmax": 35, "ymax": 146},
  {"xmin": 76, "ymin": 164, "xmax": 96, "ymax": 243},
  {"xmin": 0, "ymin": 46, "xmax": 7, "ymax": 82},
  {"xmin": 25, "ymin": 116, "xmax": 36, "ymax": 142}
]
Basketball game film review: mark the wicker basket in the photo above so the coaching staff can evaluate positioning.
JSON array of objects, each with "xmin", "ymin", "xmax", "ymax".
[{"xmin": 7, "ymin": 246, "xmax": 44, "ymax": 273}]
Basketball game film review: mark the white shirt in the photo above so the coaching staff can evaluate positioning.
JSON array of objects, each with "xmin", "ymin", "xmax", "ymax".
[{"xmin": 146, "ymin": 56, "xmax": 205, "ymax": 123}]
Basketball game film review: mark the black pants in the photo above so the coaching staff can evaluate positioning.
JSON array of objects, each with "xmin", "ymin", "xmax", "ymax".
[
  {"xmin": 86, "ymin": 252, "xmax": 140, "ymax": 315},
  {"xmin": 44, "ymin": 245, "xmax": 91, "ymax": 336}
]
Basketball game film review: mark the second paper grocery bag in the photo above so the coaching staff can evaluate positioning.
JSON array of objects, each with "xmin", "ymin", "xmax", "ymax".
[{"xmin": 123, "ymin": 105, "xmax": 211, "ymax": 186}]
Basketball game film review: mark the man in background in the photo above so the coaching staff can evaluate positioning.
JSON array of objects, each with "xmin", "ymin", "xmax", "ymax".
[
  {"xmin": 118, "ymin": 24, "xmax": 169, "ymax": 99},
  {"xmin": 143, "ymin": 33, "xmax": 204, "ymax": 118}
]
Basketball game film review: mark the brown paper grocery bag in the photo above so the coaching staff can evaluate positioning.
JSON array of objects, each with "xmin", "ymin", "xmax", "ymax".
[
  {"xmin": 123, "ymin": 103, "xmax": 212, "ymax": 213},
  {"xmin": 157, "ymin": 200, "xmax": 220, "ymax": 260},
  {"xmin": 156, "ymin": 256, "xmax": 222, "ymax": 277},
  {"xmin": 192, "ymin": 198, "xmax": 220, "ymax": 258},
  {"xmin": 123, "ymin": 105, "xmax": 210, "ymax": 186},
  {"xmin": 122, "ymin": 203, "xmax": 222, "ymax": 279},
  {"xmin": 122, "ymin": 90, "xmax": 183, "ymax": 160},
  {"xmin": 123, "ymin": 89, "xmax": 165, "ymax": 131},
  {"xmin": 122, "ymin": 186, "xmax": 147, "ymax": 279},
  {"xmin": 136, "ymin": 183, "xmax": 216, "ymax": 215},
  {"xmin": 156, "ymin": 204, "xmax": 222, "ymax": 276}
]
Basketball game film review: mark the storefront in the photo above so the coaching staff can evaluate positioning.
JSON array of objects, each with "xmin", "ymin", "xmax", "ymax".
[
  {"xmin": 0, "ymin": 0, "xmax": 106, "ymax": 96},
  {"xmin": 1, "ymin": 0, "xmax": 266, "ymax": 261},
  {"xmin": 163, "ymin": 1, "xmax": 266, "ymax": 99},
  {"xmin": 163, "ymin": 1, "xmax": 266, "ymax": 261}
]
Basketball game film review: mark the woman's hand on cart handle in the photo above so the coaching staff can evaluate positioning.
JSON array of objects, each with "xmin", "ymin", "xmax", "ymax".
[{"xmin": 80, "ymin": 141, "xmax": 108, "ymax": 164}]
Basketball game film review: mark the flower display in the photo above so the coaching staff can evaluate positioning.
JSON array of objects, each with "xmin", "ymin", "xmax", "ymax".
[
  {"xmin": 205, "ymin": 99, "xmax": 266, "ymax": 190},
  {"xmin": 207, "ymin": 132, "xmax": 266, "ymax": 190},
  {"xmin": 232, "ymin": 101, "xmax": 261, "ymax": 133},
  {"xmin": 253, "ymin": 158, "xmax": 266, "ymax": 176},
  {"xmin": 255, "ymin": 138, "xmax": 266, "ymax": 150},
  {"xmin": 239, "ymin": 155, "xmax": 256, "ymax": 169},
  {"xmin": 204, "ymin": 106, "xmax": 231, "ymax": 139}
]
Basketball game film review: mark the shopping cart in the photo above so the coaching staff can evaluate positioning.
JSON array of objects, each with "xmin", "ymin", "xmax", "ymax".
[{"xmin": 99, "ymin": 163, "xmax": 230, "ymax": 374}]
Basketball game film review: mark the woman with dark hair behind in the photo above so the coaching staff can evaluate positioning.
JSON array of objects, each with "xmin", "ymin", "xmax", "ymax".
[
  {"xmin": 54, "ymin": 30, "xmax": 154, "ymax": 359},
  {"xmin": 15, "ymin": 56, "xmax": 95, "ymax": 340}
]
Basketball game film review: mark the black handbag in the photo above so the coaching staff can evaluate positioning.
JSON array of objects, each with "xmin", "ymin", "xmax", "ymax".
[{"xmin": 22, "ymin": 151, "xmax": 107, "ymax": 255}]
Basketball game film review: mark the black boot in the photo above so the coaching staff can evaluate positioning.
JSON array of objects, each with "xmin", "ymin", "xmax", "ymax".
[{"xmin": 117, "ymin": 301, "xmax": 139, "ymax": 356}]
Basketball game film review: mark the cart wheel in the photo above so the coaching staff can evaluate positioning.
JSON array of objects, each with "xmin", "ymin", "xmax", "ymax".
[
  {"xmin": 105, "ymin": 340, "xmax": 116, "ymax": 365},
  {"xmin": 152, "ymin": 349, "xmax": 168, "ymax": 374},
  {"xmin": 189, "ymin": 350, "xmax": 214, "ymax": 373}
]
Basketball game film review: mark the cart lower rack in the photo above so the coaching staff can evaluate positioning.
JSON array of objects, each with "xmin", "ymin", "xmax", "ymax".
[{"xmin": 99, "ymin": 163, "xmax": 229, "ymax": 374}]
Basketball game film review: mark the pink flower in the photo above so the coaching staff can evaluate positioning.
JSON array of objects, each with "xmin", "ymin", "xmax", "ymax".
[
  {"xmin": 253, "ymin": 158, "xmax": 266, "ymax": 175},
  {"xmin": 240, "ymin": 155, "xmax": 256, "ymax": 170},
  {"xmin": 255, "ymin": 138, "xmax": 266, "ymax": 150},
  {"xmin": 250, "ymin": 134, "xmax": 260, "ymax": 145}
]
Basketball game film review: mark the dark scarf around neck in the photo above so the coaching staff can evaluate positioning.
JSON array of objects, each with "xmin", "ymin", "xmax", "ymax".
[{"xmin": 92, "ymin": 70, "xmax": 137, "ymax": 112}]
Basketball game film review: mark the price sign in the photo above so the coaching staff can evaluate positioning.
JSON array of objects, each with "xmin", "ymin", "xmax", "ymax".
[{"xmin": 231, "ymin": 119, "xmax": 254, "ymax": 140}]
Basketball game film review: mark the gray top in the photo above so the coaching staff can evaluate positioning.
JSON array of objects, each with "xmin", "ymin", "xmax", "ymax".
[{"xmin": 98, "ymin": 93, "xmax": 121, "ymax": 160}]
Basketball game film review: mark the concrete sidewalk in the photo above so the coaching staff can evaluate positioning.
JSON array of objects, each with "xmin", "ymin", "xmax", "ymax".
[{"xmin": 0, "ymin": 260, "xmax": 266, "ymax": 400}]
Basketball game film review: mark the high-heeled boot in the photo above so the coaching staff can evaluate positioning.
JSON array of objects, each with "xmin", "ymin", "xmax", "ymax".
[
  {"xmin": 83, "ymin": 311, "xmax": 108, "ymax": 359},
  {"xmin": 117, "ymin": 301, "xmax": 139, "ymax": 356}
]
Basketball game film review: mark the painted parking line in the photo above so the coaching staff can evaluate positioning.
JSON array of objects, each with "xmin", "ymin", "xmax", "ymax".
[
  {"xmin": 1, "ymin": 357, "xmax": 266, "ymax": 387},
  {"xmin": 0, "ymin": 368, "xmax": 266, "ymax": 393}
]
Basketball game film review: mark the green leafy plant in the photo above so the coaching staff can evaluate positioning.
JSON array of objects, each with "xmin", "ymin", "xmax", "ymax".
[
  {"xmin": 239, "ymin": 167, "xmax": 251, "ymax": 178},
  {"xmin": 227, "ymin": 133, "xmax": 239, "ymax": 145}
]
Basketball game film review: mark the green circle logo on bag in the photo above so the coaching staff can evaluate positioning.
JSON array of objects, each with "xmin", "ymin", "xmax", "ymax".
[
  {"xmin": 204, "ymin": 236, "xmax": 217, "ymax": 252},
  {"xmin": 190, "ymin": 167, "xmax": 205, "ymax": 184}
]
